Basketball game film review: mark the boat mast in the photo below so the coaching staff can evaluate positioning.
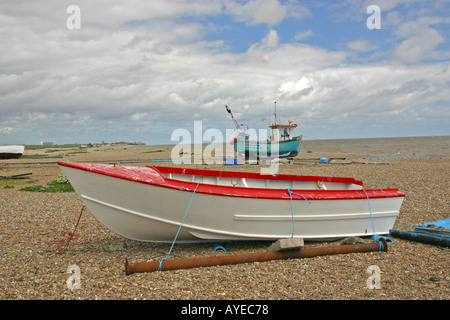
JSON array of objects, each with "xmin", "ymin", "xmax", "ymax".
[{"xmin": 273, "ymin": 101, "xmax": 277, "ymax": 125}]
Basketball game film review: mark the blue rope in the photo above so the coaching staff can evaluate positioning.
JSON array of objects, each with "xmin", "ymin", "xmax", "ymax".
[
  {"xmin": 287, "ymin": 189, "xmax": 311, "ymax": 238},
  {"xmin": 362, "ymin": 188, "xmax": 385, "ymax": 251},
  {"xmin": 362, "ymin": 189, "xmax": 376, "ymax": 235},
  {"xmin": 158, "ymin": 183, "xmax": 200, "ymax": 271}
]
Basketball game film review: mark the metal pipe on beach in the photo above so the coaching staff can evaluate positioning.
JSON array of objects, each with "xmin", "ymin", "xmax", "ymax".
[{"xmin": 125, "ymin": 239, "xmax": 387, "ymax": 275}]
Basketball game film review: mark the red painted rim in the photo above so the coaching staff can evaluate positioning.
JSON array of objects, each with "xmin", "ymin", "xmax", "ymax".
[{"xmin": 58, "ymin": 161, "xmax": 405, "ymax": 200}]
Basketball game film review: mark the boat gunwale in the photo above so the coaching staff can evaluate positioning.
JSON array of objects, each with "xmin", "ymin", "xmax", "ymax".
[{"xmin": 58, "ymin": 161, "xmax": 405, "ymax": 200}]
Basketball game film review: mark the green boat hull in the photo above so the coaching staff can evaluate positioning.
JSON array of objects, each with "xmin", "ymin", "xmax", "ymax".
[{"xmin": 234, "ymin": 136, "xmax": 302, "ymax": 158}]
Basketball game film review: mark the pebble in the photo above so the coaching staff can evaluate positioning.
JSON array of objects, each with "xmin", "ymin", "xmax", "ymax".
[{"xmin": 0, "ymin": 139, "xmax": 448, "ymax": 300}]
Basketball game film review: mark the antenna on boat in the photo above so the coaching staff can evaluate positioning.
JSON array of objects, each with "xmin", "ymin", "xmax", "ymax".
[{"xmin": 273, "ymin": 101, "xmax": 278, "ymax": 125}]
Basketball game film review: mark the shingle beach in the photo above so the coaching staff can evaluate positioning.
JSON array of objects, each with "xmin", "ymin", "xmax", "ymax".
[{"xmin": 1, "ymin": 136, "xmax": 448, "ymax": 301}]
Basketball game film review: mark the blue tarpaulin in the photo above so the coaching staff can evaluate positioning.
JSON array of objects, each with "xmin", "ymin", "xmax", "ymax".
[{"xmin": 421, "ymin": 218, "xmax": 449, "ymax": 229}]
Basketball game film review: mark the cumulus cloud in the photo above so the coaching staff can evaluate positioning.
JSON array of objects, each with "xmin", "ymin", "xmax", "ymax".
[
  {"xmin": 294, "ymin": 29, "xmax": 314, "ymax": 42},
  {"xmin": 0, "ymin": 0, "xmax": 448, "ymax": 144},
  {"xmin": 392, "ymin": 18, "xmax": 446, "ymax": 63},
  {"xmin": 346, "ymin": 40, "xmax": 378, "ymax": 52},
  {"xmin": 278, "ymin": 78, "xmax": 313, "ymax": 99},
  {"xmin": 225, "ymin": 0, "xmax": 301, "ymax": 26},
  {"xmin": 0, "ymin": 127, "xmax": 14, "ymax": 135}
]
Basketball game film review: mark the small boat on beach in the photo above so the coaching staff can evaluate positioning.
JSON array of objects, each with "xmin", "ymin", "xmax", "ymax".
[
  {"xmin": 0, "ymin": 145, "xmax": 24, "ymax": 159},
  {"xmin": 58, "ymin": 161, "xmax": 405, "ymax": 243},
  {"xmin": 226, "ymin": 104, "xmax": 302, "ymax": 159}
]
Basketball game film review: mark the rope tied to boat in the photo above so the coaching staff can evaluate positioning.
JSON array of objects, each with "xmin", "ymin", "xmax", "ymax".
[
  {"xmin": 48, "ymin": 206, "xmax": 85, "ymax": 254},
  {"xmin": 158, "ymin": 183, "xmax": 200, "ymax": 271},
  {"xmin": 287, "ymin": 189, "xmax": 311, "ymax": 239},
  {"xmin": 362, "ymin": 188, "xmax": 387, "ymax": 251}
]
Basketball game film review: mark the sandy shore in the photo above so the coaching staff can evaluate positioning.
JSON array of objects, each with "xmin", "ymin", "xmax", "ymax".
[{"xmin": 0, "ymin": 136, "xmax": 448, "ymax": 302}]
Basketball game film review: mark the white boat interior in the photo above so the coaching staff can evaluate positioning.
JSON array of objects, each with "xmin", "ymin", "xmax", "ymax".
[{"xmin": 161, "ymin": 172, "xmax": 363, "ymax": 190}]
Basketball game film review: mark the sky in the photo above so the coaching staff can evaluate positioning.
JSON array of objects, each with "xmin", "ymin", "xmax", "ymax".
[{"xmin": 0, "ymin": 0, "xmax": 449, "ymax": 145}]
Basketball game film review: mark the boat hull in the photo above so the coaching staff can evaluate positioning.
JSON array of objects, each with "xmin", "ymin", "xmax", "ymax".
[
  {"xmin": 59, "ymin": 162, "xmax": 405, "ymax": 243},
  {"xmin": 0, "ymin": 145, "xmax": 24, "ymax": 159},
  {"xmin": 234, "ymin": 136, "xmax": 302, "ymax": 158}
]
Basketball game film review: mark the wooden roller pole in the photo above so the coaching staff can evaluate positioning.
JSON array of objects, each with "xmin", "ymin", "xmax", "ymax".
[{"xmin": 125, "ymin": 238, "xmax": 387, "ymax": 275}]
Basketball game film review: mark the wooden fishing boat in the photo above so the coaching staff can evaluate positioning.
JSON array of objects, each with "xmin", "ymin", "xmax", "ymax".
[
  {"xmin": 58, "ymin": 161, "xmax": 405, "ymax": 243},
  {"xmin": 232, "ymin": 129, "xmax": 302, "ymax": 158},
  {"xmin": 226, "ymin": 104, "xmax": 302, "ymax": 158},
  {"xmin": 0, "ymin": 145, "xmax": 24, "ymax": 159}
]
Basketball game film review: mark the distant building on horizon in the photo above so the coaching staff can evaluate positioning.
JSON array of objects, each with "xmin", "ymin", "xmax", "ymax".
[{"xmin": 40, "ymin": 141, "xmax": 54, "ymax": 146}]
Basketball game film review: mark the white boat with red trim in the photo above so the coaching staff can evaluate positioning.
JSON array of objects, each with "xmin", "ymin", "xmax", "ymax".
[{"xmin": 58, "ymin": 162, "xmax": 405, "ymax": 243}]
